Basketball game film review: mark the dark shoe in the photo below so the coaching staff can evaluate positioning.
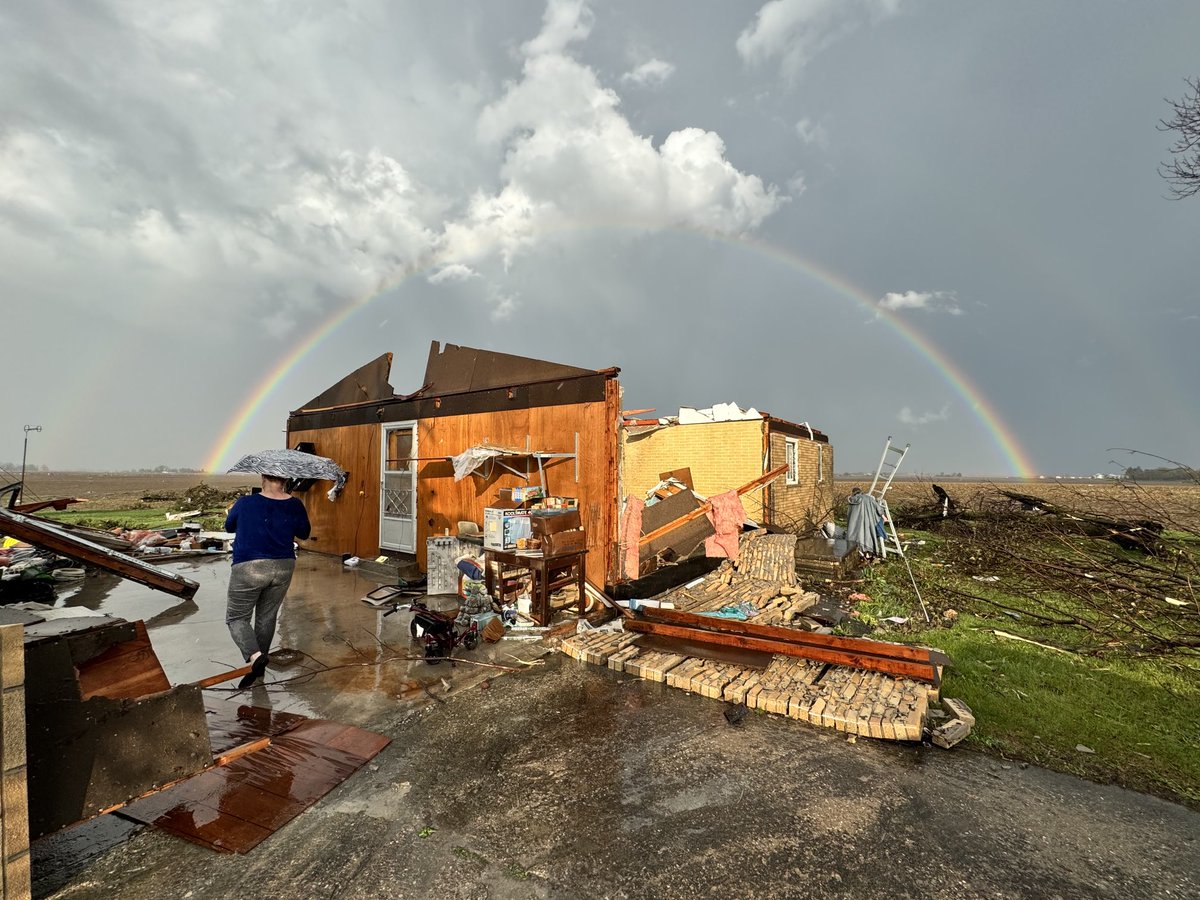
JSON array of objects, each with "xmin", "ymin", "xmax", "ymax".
[
  {"xmin": 237, "ymin": 653, "xmax": 270, "ymax": 690},
  {"xmin": 252, "ymin": 652, "xmax": 270, "ymax": 678}
]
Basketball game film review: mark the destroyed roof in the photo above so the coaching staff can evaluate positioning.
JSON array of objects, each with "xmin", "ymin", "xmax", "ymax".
[
  {"xmin": 299, "ymin": 352, "xmax": 395, "ymax": 412},
  {"xmin": 422, "ymin": 340, "xmax": 614, "ymax": 395},
  {"xmin": 294, "ymin": 342, "xmax": 618, "ymax": 416},
  {"xmin": 622, "ymin": 403, "xmax": 829, "ymax": 443}
]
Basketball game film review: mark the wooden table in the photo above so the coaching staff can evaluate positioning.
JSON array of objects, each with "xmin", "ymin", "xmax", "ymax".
[{"xmin": 484, "ymin": 548, "xmax": 588, "ymax": 626}]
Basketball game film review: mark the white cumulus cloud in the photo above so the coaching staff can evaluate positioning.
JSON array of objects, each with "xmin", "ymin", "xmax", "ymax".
[
  {"xmin": 738, "ymin": 0, "xmax": 904, "ymax": 80},
  {"xmin": 878, "ymin": 290, "xmax": 962, "ymax": 315},
  {"xmin": 445, "ymin": 0, "xmax": 784, "ymax": 266},
  {"xmin": 427, "ymin": 263, "xmax": 480, "ymax": 284},
  {"xmin": 898, "ymin": 405, "xmax": 950, "ymax": 426},
  {"xmin": 621, "ymin": 58, "xmax": 676, "ymax": 87}
]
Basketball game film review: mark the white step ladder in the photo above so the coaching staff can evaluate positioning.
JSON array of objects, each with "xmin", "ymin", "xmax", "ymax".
[{"xmin": 867, "ymin": 436, "xmax": 929, "ymax": 622}]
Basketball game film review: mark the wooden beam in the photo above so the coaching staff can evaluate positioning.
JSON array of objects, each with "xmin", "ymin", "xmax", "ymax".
[
  {"xmin": 624, "ymin": 619, "xmax": 939, "ymax": 683},
  {"xmin": 0, "ymin": 507, "xmax": 199, "ymax": 599},
  {"xmin": 193, "ymin": 665, "xmax": 253, "ymax": 689},
  {"xmin": 638, "ymin": 464, "xmax": 789, "ymax": 548},
  {"xmin": 636, "ymin": 606, "xmax": 947, "ymax": 666}
]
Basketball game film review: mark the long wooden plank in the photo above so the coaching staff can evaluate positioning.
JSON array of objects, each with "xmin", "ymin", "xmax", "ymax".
[
  {"xmin": 0, "ymin": 507, "xmax": 199, "ymax": 599},
  {"xmin": 634, "ymin": 606, "xmax": 946, "ymax": 667},
  {"xmin": 625, "ymin": 619, "xmax": 938, "ymax": 683},
  {"xmin": 638, "ymin": 465, "xmax": 789, "ymax": 547}
]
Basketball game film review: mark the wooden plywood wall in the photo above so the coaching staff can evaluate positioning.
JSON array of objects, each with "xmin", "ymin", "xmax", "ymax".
[
  {"xmin": 287, "ymin": 422, "xmax": 381, "ymax": 559},
  {"xmin": 417, "ymin": 393, "xmax": 618, "ymax": 587},
  {"xmin": 288, "ymin": 382, "xmax": 620, "ymax": 587}
]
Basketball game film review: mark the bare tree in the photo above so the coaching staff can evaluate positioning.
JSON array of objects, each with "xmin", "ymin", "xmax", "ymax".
[{"xmin": 1160, "ymin": 77, "xmax": 1200, "ymax": 199}]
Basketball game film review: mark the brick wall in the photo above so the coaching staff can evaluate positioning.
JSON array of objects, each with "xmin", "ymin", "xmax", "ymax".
[
  {"xmin": 0, "ymin": 624, "xmax": 29, "ymax": 900},
  {"xmin": 767, "ymin": 431, "xmax": 835, "ymax": 530},
  {"xmin": 621, "ymin": 421, "xmax": 765, "ymax": 519}
]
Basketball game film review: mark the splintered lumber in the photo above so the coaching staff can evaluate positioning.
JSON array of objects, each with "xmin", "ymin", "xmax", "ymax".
[
  {"xmin": 0, "ymin": 507, "xmax": 199, "ymax": 599},
  {"xmin": 638, "ymin": 465, "xmax": 789, "ymax": 548},
  {"xmin": 628, "ymin": 607, "xmax": 945, "ymax": 683}
]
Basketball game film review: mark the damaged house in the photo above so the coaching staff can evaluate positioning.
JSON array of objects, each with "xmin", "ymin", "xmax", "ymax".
[
  {"xmin": 285, "ymin": 341, "xmax": 833, "ymax": 590},
  {"xmin": 287, "ymin": 342, "xmax": 622, "ymax": 587}
]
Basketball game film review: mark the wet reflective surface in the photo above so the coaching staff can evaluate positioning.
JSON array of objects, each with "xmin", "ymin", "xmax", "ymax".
[
  {"xmin": 120, "ymin": 719, "xmax": 390, "ymax": 854},
  {"xmin": 43, "ymin": 552, "xmax": 524, "ymax": 722}
]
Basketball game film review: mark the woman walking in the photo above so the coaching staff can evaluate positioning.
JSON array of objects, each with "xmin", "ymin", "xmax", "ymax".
[{"xmin": 225, "ymin": 475, "xmax": 311, "ymax": 689}]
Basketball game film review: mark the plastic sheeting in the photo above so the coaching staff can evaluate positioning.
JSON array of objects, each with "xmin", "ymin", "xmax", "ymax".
[{"xmin": 846, "ymin": 492, "xmax": 886, "ymax": 556}]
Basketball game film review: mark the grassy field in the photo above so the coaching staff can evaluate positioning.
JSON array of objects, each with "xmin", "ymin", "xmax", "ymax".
[
  {"xmin": 16, "ymin": 472, "xmax": 260, "ymax": 531},
  {"xmin": 834, "ymin": 479, "xmax": 1200, "ymax": 808}
]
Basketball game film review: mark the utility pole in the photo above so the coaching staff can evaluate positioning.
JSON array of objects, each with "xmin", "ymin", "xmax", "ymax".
[{"xmin": 20, "ymin": 425, "xmax": 42, "ymax": 491}]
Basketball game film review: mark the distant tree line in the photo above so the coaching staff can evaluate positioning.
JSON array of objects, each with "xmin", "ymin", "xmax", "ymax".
[{"xmin": 1124, "ymin": 466, "xmax": 1197, "ymax": 483}]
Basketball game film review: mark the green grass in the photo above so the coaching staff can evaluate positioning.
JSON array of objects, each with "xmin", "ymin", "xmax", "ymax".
[
  {"xmin": 39, "ymin": 506, "xmax": 226, "ymax": 532},
  {"xmin": 907, "ymin": 614, "xmax": 1200, "ymax": 806},
  {"xmin": 844, "ymin": 533, "xmax": 1200, "ymax": 807}
]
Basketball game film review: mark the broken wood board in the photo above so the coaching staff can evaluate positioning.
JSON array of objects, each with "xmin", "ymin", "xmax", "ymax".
[
  {"xmin": 119, "ymin": 719, "xmax": 390, "ymax": 854},
  {"xmin": 636, "ymin": 633, "xmax": 772, "ymax": 670},
  {"xmin": 0, "ymin": 507, "xmax": 198, "ymax": 598},
  {"xmin": 625, "ymin": 617, "xmax": 941, "ymax": 683}
]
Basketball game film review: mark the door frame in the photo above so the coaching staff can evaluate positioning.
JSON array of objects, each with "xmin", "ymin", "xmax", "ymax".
[{"xmin": 379, "ymin": 420, "xmax": 418, "ymax": 552}]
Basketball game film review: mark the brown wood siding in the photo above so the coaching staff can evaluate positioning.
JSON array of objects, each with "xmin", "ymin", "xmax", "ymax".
[
  {"xmin": 286, "ymin": 422, "xmax": 382, "ymax": 560},
  {"xmin": 289, "ymin": 400, "xmax": 617, "ymax": 588},
  {"xmin": 767, "ymin": 429, "xmax": 835, "ymax": 529}
]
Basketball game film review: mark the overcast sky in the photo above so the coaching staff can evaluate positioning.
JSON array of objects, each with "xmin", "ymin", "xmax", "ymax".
[{"xmin": 2, "ymin": 0, "xmax": 1197, "ymax": 477}]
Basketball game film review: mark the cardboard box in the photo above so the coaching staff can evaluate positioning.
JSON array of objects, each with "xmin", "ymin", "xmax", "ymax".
[
  {"xmin": 507, "ymin": 485, "xmax": 545, "ymax": 503},
  {"xmin": 484, "ymin": 507, "xmax": 533, "ymax": 550}
]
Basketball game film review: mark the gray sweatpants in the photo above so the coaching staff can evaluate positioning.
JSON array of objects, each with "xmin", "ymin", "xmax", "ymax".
[{"xmin": 226, "ymin": 558, "xmax": 296, "ymax": 662}]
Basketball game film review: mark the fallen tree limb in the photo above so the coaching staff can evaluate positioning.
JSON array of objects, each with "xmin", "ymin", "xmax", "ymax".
[{"xmin": 991, "ymin": 630, "xmax": 1075, "ymax": 654}]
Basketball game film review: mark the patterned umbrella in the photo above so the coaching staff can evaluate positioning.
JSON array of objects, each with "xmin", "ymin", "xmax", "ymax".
[{"xmin": 228, "ymin": 449, "xmax": 348, "ymax": 498}]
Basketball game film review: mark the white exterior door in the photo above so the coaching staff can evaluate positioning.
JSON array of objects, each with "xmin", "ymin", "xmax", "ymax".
[{"xmin": 380, "ymin": 422, "xmax": 417, "ymax": 552}]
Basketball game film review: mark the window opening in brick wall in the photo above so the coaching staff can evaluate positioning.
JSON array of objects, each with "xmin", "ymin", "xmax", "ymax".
[
  {"xmin": 816, "ymin": 443, "xmax": 824, "ymax": 483},
  {"xmin": 785, "ymin": 437, "xmax": 799, "ymax": 485}
]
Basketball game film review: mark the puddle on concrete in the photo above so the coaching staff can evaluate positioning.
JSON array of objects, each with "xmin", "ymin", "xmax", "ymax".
[
  {"xmin": 39, "ymin": 552, "xmax": 546, "ymax": 723},
  {"xmin": 31, "ymin": 814, "xmax": 143, "ymax": 898}
]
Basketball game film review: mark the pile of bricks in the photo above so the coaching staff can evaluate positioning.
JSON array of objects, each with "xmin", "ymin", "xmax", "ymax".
[{"xmin": 560, "ymin": 628, "xmax": 931, "ymax": 742}]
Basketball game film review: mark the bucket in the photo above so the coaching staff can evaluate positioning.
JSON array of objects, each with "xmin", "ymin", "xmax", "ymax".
[{"xmin": 516, "ymin": 596, "xmax": 532, "ymax": 617}]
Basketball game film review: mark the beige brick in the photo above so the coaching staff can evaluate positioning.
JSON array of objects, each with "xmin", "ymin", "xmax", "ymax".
[
  {"xmin": 3, "ymin": 850, "xmax": 30, "ymax": 900},
  {"xmin": 0, "ymin": 625, "xmax": 23, "ymax": 690},
  {"xmin": 621, "ymin": 420, "xmax": 764, "ymax": 518},
  {"xmin": 1, "ymin": 768, "xmax": 28, "ymax": 862},
  {"xmin": 0, "ymin": 689, "xmax": 24, "ymax": 773}
]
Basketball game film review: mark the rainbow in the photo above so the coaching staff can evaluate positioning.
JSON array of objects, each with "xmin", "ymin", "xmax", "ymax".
[{"xmin": 203, "ymin": 230, "xmax": 1037, "ymax": 477}]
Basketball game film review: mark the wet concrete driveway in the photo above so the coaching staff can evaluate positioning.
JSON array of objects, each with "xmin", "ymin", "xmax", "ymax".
[{"xmin": 31, "ymin": 554, "xmax": 1200, "ymax": 899}]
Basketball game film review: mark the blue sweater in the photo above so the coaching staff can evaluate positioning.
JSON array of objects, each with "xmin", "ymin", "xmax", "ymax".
[{"xmin": 225, "ymin": 494, "xmax": 311, "ymax": 566}]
